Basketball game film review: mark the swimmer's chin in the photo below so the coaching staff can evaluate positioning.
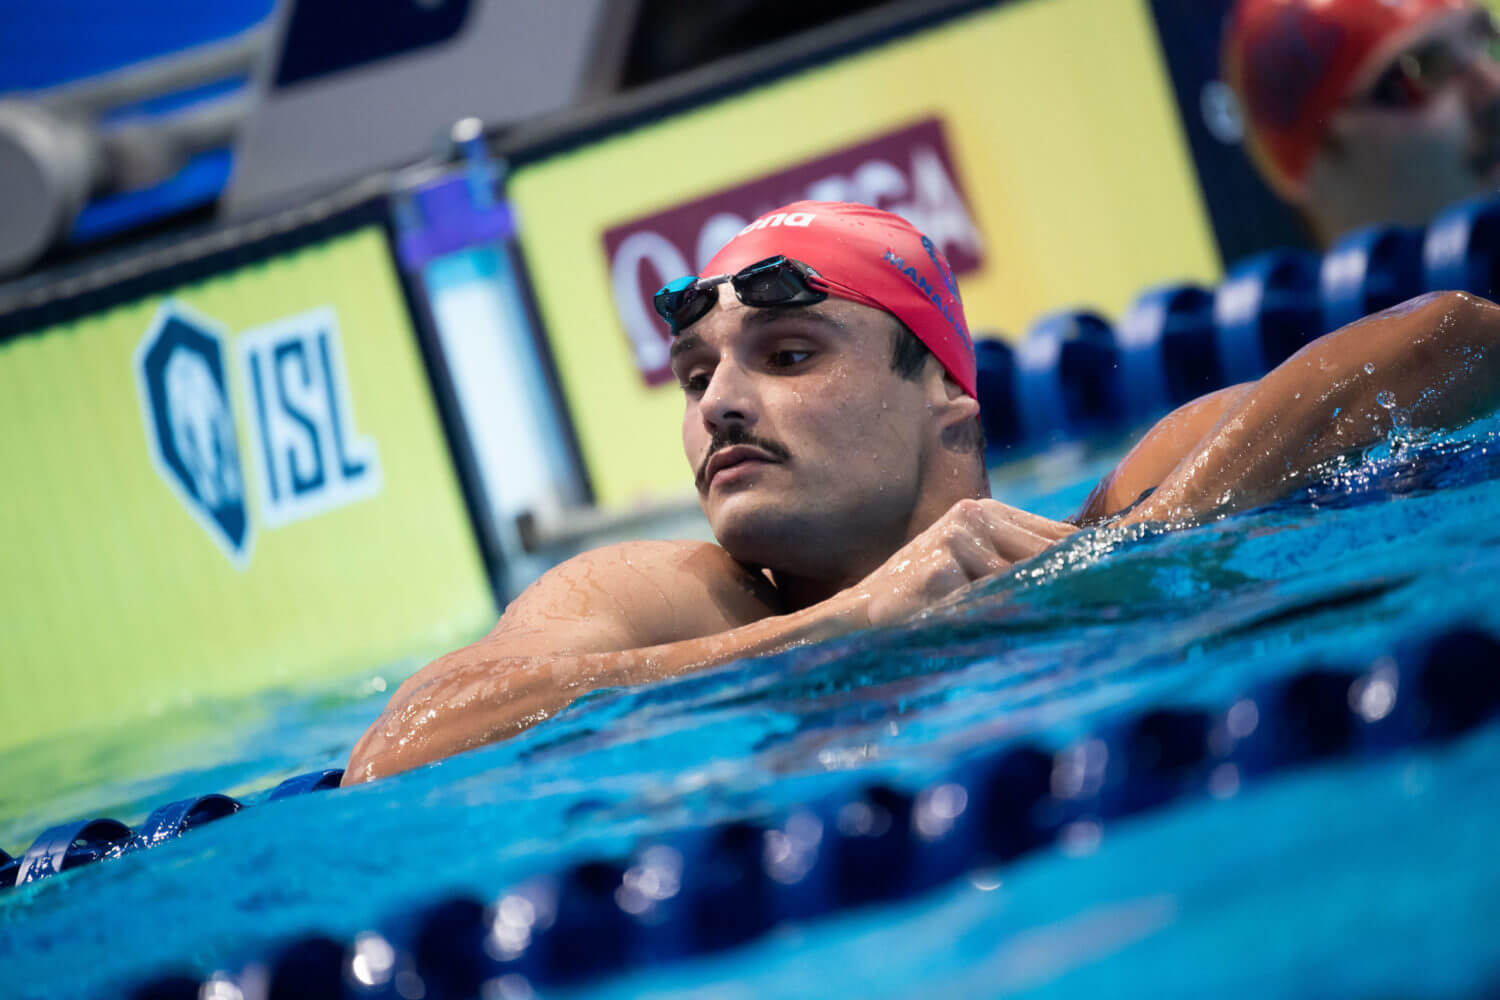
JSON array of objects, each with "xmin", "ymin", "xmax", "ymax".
[{"xmin": 708, "ymin": 515, "xmax": 808, "ymax": 571}]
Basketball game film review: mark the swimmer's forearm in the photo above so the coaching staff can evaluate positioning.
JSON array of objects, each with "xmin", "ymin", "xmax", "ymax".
[
  {"xmin": 1123, "ymin": 291, "xmax": 1500, "ymax": 525},
  {"xmin": 1078, "ymin": 384, "xmax": 1250, "ymax": 523},
  {"xmin": 343, "ymin": 591, "xmax": 872, "ymax": 784}
]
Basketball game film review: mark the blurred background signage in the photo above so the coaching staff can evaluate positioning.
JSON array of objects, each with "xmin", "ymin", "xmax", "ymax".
[{"xmin": 0, "ymin": 208, "xmax": 497, "ymax": 750}]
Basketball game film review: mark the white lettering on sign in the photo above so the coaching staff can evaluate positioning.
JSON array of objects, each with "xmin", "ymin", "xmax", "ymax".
[
  {"xmin": 608, "ymin": 230, "xmax": 688, "ymax": 374},
  {"xmin": 238, "ymin": 307, "xmax": 382, "ymax": 529}
]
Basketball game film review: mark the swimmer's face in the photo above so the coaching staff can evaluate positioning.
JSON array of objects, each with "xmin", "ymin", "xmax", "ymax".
[
  {"xmin": 671, "ymin": 282, "xmax": 941, "ymax": 577},
  {"xmin": 1307, "ymin": 4, "xmax": 1500, "ymax": 230}
]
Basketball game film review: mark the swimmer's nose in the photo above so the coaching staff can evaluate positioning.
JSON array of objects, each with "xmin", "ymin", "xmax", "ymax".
[{"xmin": 699, "ymin": 360, "xmax": 759, "ymax": 433}]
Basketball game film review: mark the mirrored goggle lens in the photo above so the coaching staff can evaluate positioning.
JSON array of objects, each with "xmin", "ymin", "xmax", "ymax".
[
  {"xmin": 732, "ymin": 257, "xmax": 826, "ymax": 308},
  {"xmin": 653, "ymin": 275, "xmax": 698, "ymax": 320},
  {"xmin": 654, "ymin": 276, "xmax": 719, "ymax": 331}
]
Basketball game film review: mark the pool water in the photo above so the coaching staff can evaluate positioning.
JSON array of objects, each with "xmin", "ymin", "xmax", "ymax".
[{"xmin": 5, "ymin": 419, "xmax": 1500, "ymax": 998}]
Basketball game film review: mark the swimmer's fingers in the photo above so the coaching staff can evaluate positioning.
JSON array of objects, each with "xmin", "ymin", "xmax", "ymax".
[
  {"xmin": 946, "ymin": 528, "xmax": 1012, "ymax": 582},
  {"xmin": 976, "ymin": 499, "xmax": 1079, "ymax": 541},
  {"xmin": 989, "ymin": 522, "xmax": 1056, "ymax": 563},
  {"xmin": 950, "ymin": 501, "xmax": 1062, "ymax": 562}
]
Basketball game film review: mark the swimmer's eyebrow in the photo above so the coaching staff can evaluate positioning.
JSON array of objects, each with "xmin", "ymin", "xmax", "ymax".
[
  {"xmin": 669, "ymin": 333, "xmax": 704, "ymax": 362},
  {"xmin": 738, "ymin": 306, "xmax": 845, "ymax": 332},
  {"xmin": 670, "ymin": 308, "xmax": 845, "ymax": 362}
]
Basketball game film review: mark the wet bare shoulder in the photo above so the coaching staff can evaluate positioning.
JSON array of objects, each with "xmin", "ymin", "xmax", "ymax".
[{"xmin": 487, "ymin": 540, "xmax": 782, "ymax": 655}]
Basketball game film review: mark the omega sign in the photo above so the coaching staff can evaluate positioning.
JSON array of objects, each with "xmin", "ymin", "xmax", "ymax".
[{"xmin": 602, "ymin": 117, "xmax": 985, "ymax": 385}]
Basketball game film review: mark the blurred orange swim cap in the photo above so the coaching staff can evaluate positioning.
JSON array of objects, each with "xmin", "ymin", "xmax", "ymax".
[{"xmin": 1224, "ymin": 0, "xmax": 1470, "ymax": 196}]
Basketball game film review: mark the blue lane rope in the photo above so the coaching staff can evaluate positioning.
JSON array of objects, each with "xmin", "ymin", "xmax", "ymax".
[
  {"xmin": 1, "ymin": 770, "xmax": 343, "ymax": 892},
  {"xmin": 15, "ymin": 818, "xmax": 133, "ymax": 886},
  {"xmin": 117, "ymin": 624, "xmax": 1500, "ymax": 999},
  {"xmin": 982, "ymin": 193, "xmax": 1500, "ymax": 453},
  {"xmin": 127, "ymin": 794, "xmax": 242, "ymax": 855},
  {"xmin": 267, "ymin": 768, "xmax": 346, "ymax": 801}
]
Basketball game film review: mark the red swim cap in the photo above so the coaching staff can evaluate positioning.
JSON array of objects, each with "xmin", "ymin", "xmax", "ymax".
[
  {"xmin": 703, "ymin": 200, "xmax": 977, "ymax": 398},
  {"xmin": 1224, "ymin": 0, "xmax": 1469, "ymax": 196}
]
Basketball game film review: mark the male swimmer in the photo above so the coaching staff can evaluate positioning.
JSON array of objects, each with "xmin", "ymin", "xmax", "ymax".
[
  {"xmin": 1226, "ymin": 0, "xmax": 1500, "ymax": 246},
  {"xmin": 346, "ymin": 201, "xmax": 1500, "ymax": 784}
]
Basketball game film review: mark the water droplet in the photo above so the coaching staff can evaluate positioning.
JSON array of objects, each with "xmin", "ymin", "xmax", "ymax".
[
  {"xmin": 1364, "ymin": 362, "xmax": 1376, "ymax": 375},
  {"xmin": 1377, "ymin": 390, "xmax": 1396, "ymax": 409}
]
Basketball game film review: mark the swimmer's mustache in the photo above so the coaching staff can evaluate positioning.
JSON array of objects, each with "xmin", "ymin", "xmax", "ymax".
[{"xmin": 695, "ymin": 426, "xmax": 791, "ymax": 493}]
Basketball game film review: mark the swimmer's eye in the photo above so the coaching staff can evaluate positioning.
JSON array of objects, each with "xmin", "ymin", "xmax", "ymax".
[
  {"xmin": 679, "ymin": 373, "xmax": 711, "ymax": 395},
  {"xmin": 766, "ymin": 349, "xmax": 813, "ymax": 370}
]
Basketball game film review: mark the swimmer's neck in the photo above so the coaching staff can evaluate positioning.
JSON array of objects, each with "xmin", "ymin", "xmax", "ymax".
[
  {"xmin": 732, "ymin": 468, "xmax": 994, "ymax": 612},
  {"xmin": 756, "ymin": 487, "xmax": 993, "ymax": 612},
  {"xmin": 763, "ymin": 568, "xmax": 859, "ymax": 613}
]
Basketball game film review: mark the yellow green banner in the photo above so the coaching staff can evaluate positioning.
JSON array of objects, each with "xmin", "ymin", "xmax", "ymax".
[{"xmin": 0, "ymin": 225, "xmax": 497, "ymax": 751}]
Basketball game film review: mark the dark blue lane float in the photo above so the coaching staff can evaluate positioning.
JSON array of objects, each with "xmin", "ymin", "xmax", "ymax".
[
  {"xmin": 125, "ymin": 624, "xmax": 1500, "ymax": 1000},
  {"xmin": 1322, "ymin": 225, "xmax": 1425, "ymax": 333},
  {"xmin": 1, "ymin": 769, "xmax": 343, "ymax": 891},
  {"xmin": 1014, "ymin": 310, "xmax": 1124, "ymax": 444},
  {"xmin": 127, "ymin": 794, "xmax": 242, "ymax": 855},
  {"xmin": 268, "ymin": 768, "xmax": 347, "ymax": 800},
  {"xmin": 1213, "ymin": 249, "xmax": 1323, "ymax": 386},
  {"xmin": 1424, "ymin": 196, "xmax": 1500, "ymax": 302},
  {"xmin": 14, "ymin": 818, "xmax": 133, "ymax": 886},
  {"xmin": 973, "ymin": 336, "xmax": 1023, "ymax": 456},
  {"xmin": 1115, "ymin": 282, "xmax": 1221, "ymax": 420}
]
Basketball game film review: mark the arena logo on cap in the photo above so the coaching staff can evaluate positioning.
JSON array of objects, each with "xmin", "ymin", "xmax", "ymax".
[
  {"xmin": 135, "ymin": 302, "xmax": 381, "ymax": 568},
  {"xmin": 736, "ymin": 211, "xmax": 817, "ymax": 235},
  {"xmin": 603, "ymin": 117, "xmax": 983, "ymax": 384}
]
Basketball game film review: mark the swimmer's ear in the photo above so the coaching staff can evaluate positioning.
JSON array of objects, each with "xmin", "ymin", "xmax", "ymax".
[{"xmin": 928, "ymin": 365, "xmax": 980, "ymax": 429}]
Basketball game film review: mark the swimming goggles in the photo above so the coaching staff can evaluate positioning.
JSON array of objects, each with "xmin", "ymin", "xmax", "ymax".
[
  {"xmin": 653, "ymin": 256, "xmax": 829, "ymax": 335},
  {"xmin": 1353, "ymin": 8, "xmax": 1500, "ymax": 111}
]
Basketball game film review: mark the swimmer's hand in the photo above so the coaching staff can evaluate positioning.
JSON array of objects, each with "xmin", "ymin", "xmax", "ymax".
[{"xmin": 850, "ymin": 498, "xmax": 1076, "ymax": 628}]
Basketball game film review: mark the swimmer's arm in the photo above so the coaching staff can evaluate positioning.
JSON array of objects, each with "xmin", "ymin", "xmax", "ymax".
[
  {"xmin": 346, "ymin": 500, "xmax": 1072, "ymax": 784},
  {"xmin": 1122, "ymin": 290, "xmax": 1500, "ymax": 525},
  {"xmin": 344, "ymin": 540, "xmax": 869, "ymax": 784},
  {"xmin": 1076, "ymin": 383, "xmax": 1251, "ymax": 523}
]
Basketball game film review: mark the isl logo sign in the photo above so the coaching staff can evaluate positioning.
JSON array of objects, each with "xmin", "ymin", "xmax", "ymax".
[{"xmin": 135, "ymin": 302, "xmax": 381, "ymax": 568}]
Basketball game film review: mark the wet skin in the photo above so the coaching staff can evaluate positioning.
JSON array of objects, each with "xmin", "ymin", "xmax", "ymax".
[{"xmin": 346, "ymin": 289, "xmax": 1500, "ymax": 784}]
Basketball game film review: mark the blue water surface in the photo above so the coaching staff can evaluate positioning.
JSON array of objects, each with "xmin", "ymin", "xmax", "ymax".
[{"xmin": 4, "ymin": 420, "xmax": 1500, "ymax": 997}]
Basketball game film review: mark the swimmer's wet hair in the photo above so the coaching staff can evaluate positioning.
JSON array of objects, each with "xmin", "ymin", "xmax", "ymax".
[
  {"xmin": 889, "ymin": 319, "xmax": 933, "ymax": 381},
  {"xmin": 889, "ymin": 319, "xmax": 985, "ymax": 455}
]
